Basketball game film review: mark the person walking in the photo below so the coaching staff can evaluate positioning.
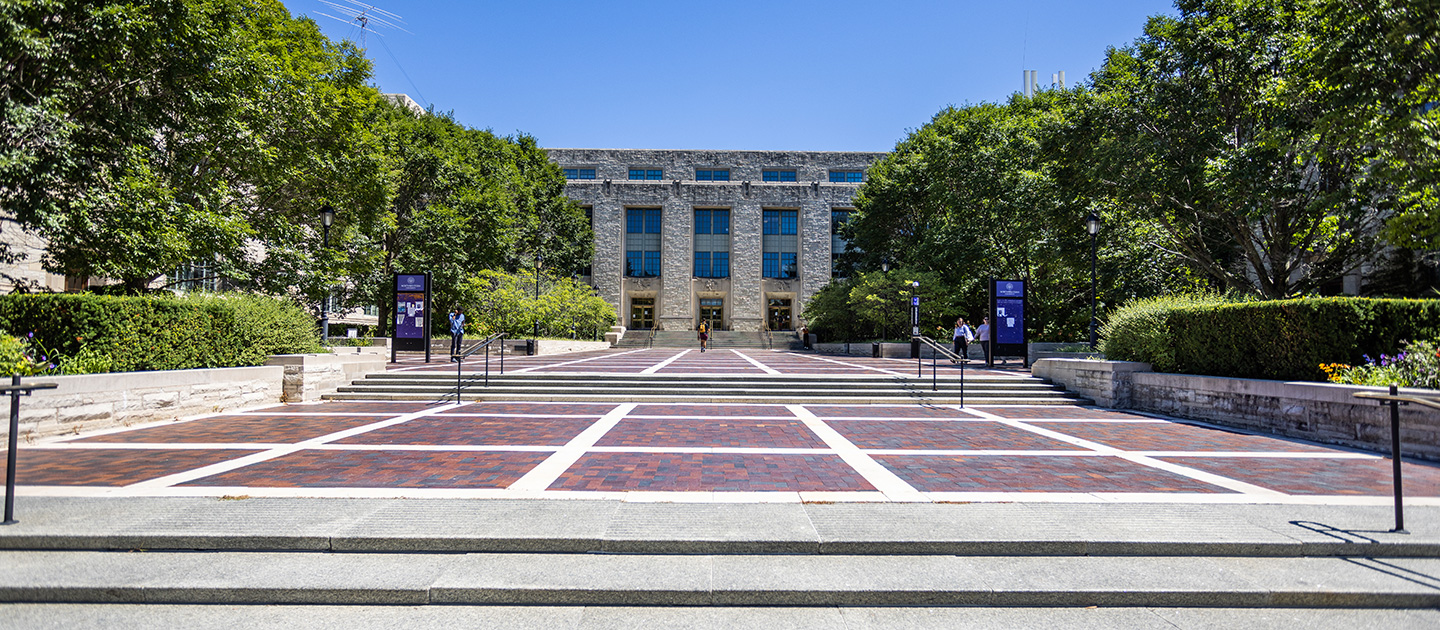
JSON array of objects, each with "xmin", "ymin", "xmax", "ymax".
[
  {"xmin": 448, "ymin": 307, "xmax": 465, "ymax": 360},
  {"xmin": 697, "ymin": 320, "xmax": 710, "ymax": 353},
  {"xmin": 976, "ymin": 317, "xmax": 992, "ymax": 366},
  {"xmin": 952, "ymin": 318, "xmax": 974, "ymax": 358}
]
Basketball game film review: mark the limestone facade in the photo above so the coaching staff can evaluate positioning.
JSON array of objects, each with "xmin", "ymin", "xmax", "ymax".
[{"xmin": 547, "ymin": 149, "xmax": 884, "ymax": 332}]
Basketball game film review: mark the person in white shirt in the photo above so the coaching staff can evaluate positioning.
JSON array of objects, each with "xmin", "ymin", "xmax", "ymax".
[
  {"xmin": 976, "ymin": 317, "xmax": 991, "ymax": 366},
  {"xmin": 952, "ymin": 318, "xmax": 974, "ymax": 358}
]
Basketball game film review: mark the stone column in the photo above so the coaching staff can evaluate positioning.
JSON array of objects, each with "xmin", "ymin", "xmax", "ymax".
[
  {"xmin": 590, "ymin": 198, "xmax": 626, "ymax": 325},
  {"xmin": 798, "ymin": 199, "xmax": 832, "ymax": 327},
  {"xmin": 730, "ymin": 199, "xmax": 764, "ymax": 332},
  {"xmin": 658, "ymin": 196, "xmax": 693, "ymax": 331}
]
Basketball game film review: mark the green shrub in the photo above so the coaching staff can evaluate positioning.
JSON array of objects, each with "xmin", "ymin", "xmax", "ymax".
[
  {"xmin": 1103, "ymin": 296, "xmax": 1440, "ymax": 381},
  {"xmin": 1098, "ymin": 293, "xmax": 1231, "ymax": 371},
  {"xmin": 177, "ymin": 293, "xmax": 324, "ymax": 357},
  {"xmin": 0, "ymin": 292, "xmax": 324, "ymax": 374}
]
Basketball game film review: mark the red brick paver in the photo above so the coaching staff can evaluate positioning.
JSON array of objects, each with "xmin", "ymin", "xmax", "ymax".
[
  {"xmin": 833, "ymin": 421, "xmax": 1085, "ymax": 451},
  {"xmin": 1032, "ymin": 422, "xmax": 1337, "ymax": 453},
  {"xmin": 5, "ymin": 448, "xmax": 262, "ymax": 486},
  {"xmin": 335, "ymin": 417, "xmax": 595, "ymax": 446},
  {"xmin": 550, "ymin": 452, "xmax": 874, "ymax": 492},
  {"xmin": 74, "ymin": 415, "xmax": 385, "ymax": 444},
  {"xmin": 182, "ymin": 450, "xmax": 549, "ymax": 488},
  {"xmin": 1155, "ymin": 456, "xmax": 1440, "ymax": 496},
  {"xmin": 876, "ymin": 454, "xmax": 1232, "ymax": 493},
  {"xmin": 596, "ymin": 419, "xmax": 824, "ymax": 448}
]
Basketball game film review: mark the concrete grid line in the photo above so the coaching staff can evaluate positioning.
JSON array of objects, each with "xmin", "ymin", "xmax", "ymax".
[
  {"xmin": 787, "ymin": 404, "xmax": 927, "ymax": 501},
  {"xmin": 955, "ymin": 406, "xmax": 1287, "ymax": 497},
  {"xmin": 790, "ymin": 353, "xmax": 911, "ymax": 377},
  {"xmin": 124, "ymin": 402, "xmax": 464, "ymax": 489},
  {"xmin": 506, "ymin": 402, "xmax": 639, "ymax": 492},
  {"xmin": 509, "ymin": 348, "xmax": 652, "ymax": 373},
  {"xmin": 731, "ymin": 350, "xmax": 782, "ymax": 375},
  {"xmin": 640, "ymin": 350, "xmax": 691, "ymax": 374}
]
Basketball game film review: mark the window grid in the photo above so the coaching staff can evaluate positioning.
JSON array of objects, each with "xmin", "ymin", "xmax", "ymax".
[
  {"xmin": 763, "ymin": 210, "xmax": 798, "ymax": 235},
  {"xmin": 564, "ymin": 168, "xmax": 597, "ymax": 180},
  {"xmin": 696, "ymin": 169, "xmax": 730, "ymax": 181},
  {"xmin": 693, "ymin": 252, "xmax": 730, "ymax": 278},
  {"xmin": 762, "ymin": 170, "xmax": 797, "ymax": 182},
  {"xmin": 629, "ymin": 169, "xmax": 664, "ymax": 180},
  {"xmin": 828, "ymin": 171, "xmax": 863, "ymax": 183},
  {"xmin": 762, "ymin": 252, "xmax": 798, "ymax": 279}
]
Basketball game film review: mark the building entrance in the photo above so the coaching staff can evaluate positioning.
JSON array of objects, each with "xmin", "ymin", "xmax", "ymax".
[
  {"xmin": 699, "ymin": 298, "xmax": 724, "ymax": 330},
  {"xmin": 767, "ymin": 298, "xmax": 793, "ymax": 331},
  {"xmin": 629, "ymin": 297, "xmax": 655, "ymax": 330}
]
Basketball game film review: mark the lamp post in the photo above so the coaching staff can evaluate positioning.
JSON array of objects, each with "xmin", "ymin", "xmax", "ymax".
[
  {"xmin": 1086, "ymin": 212, "xmax": 1101, "ymax": 351},
  {"xmin": 533, "ymin": 253, "xmax": 542, "ymax": 340},
  {"xmin": 879, "ymin": 256, "xmax": 890, "ymax": 342},
  {"xmin": 319, "ymin": 205, "xmax": 336, "ymax": 343}
]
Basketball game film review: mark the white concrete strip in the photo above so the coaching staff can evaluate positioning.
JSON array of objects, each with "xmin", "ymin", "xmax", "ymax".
[
  {"xmin": 507, "ymin": 402, "xmax": 638, "ymax": 492},
  {"xmin": 585, "ymin": 447, "xmax": 833, "ymax": 455},
  {"xmin": 125, "ymin": 402, "xmax": 463, "ymax": 489},
  {"xmin": 858, "ymin": 449, "xmax": 1107, "ymax": 457},
  {"xmin": 731, "ymin": 350, "xmax": 782, "ymax": 375},
  {"xmin": 35, "ymin": 443, "xmax": 288, "ymax": 450},
  {"xmin": 509, "ymin": 348, "xmax": 651, "ymax": 374},
  {"xmin": 429, "ymin": 413, "xmax": 608, "ymax": 418},
  {"xmin": 639, "ymin": 349, "xmax": 691, "ymax": 374},
  {"xmin": 1135, "ymin": 451, "xmax": 1381, "ymax": 459},
  {"xmin": 958, "ymin": 406, "xmax": 1287, "ymax": 497},
  {"xmin": 787, "ymin": 404, "xmax": 927, "ymax": 502},
  {"xmin": 304, "ymin": 444, "xmax": 560, "ymax": 452},
  {"xmin": 792, "ymin": 353, "xmax": 911, "ymax": 377}
]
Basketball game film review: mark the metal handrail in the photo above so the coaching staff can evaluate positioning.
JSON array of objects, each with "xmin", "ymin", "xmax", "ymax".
[
  {"xmin": 1351, "ymin": 386, "xmax": 1440, "ymax": 534},
  {"xmin": 451, "ymin": 332, "xmax": 506, "ymax": 403},
  {"xmin": 913, "ymin": 335, "xmax": 969, "ymax": 402},
  {"xmin": 4, "ymin": 377, "xmax": 58, "ymax": 525},
  {"xmin": 646, "ymin": 327, "xmax": 657, "ymax": 349}
]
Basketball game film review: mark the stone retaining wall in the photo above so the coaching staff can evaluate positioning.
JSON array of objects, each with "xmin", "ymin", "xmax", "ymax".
[
  {"xmin": 264, "ymin": 354, "xmax": 389, "ymax": 402},
  {"xmin": 5, "ymin": 366, "xmax": 283, "ymax": 442},
  {"xmin": 1033, "ymin": 358, "xmax": 1440, "ymax": 461}
]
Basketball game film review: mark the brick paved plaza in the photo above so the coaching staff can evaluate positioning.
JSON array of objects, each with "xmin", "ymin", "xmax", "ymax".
[{"xmin": 8, "ymin": 349, "xmax": 1439, "ymax": 503}]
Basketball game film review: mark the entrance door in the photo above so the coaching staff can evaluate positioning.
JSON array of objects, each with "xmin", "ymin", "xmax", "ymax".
[
  {"xmin": 767, "ymin": 298, "xmax": 792, "ymax": 331},
  {"xmin": 630, "ymin": 297, "xmax": 655, "ymax": 329},
  {"xmin": 699, "ymin": 298, "xmax": 723, "ymax": 330}
]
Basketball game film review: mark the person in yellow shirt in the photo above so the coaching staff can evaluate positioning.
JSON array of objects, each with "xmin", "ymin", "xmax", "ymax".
[{"xmin": 697, "ymin": 320, "xmax": 710, "ymax": 353}]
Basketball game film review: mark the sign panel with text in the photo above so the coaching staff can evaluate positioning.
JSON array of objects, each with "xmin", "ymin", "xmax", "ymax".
[
  {"xmin": 392, "ymin": 273, "xmax": 431, "ymax": 358},
  {"xmin": 987, "ymin": 278, "xmax": 1028, "ymax": 366}
]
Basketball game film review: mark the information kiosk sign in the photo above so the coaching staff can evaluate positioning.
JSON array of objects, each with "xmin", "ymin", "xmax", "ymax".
[
  {"xmin": 988, "ymin": 279, "xmax": 1028, "ymax": 366},
  {"xmin": 393, "ymin": 273, "xmax": 431, "ymax": 362}
]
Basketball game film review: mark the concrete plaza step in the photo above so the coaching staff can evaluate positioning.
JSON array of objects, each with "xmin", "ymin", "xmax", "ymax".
[
  {"xmin": 4, "ymin": 550, "xmax": 1438, "ymax": 607},
  {"xmin": 1, "ymin": 499, "xmax": 1438, "ymax": 609},
  {"xmin": 326, "ymin": 372, "xmax": 1085, "ymax": 404}
]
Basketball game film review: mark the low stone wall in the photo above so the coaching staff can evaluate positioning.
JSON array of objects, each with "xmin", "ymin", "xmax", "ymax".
[
  {"xmin": 1033, "ymin": 358, "xmax": 1440, "ymax": 461},
  {"xmin": 264, "ymin": 353, "xmax": 389, "ymax": 402},
  {"xmin": 6, "ymin": 366, "xmax": 283, "ymax": 442}
]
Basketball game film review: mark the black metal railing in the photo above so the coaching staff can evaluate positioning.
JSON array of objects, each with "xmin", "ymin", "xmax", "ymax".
[
  {"xmin": 646, "ymin": 328, "xmax": 657, "ymax": 349},
  {"xmin": 3, "ymin": 376, "xmax": 58, "ymax": 525},
  {"xmin": 450, "ymin": 332, "xmax": 506, "ymax": 403},
  {"xmin": 913, "ymin": 335, "xmax": 969, "ymax": 404},
  {"xmin": 1352, "ymin": 386, "xmax": 1440, "ymax": 534}
]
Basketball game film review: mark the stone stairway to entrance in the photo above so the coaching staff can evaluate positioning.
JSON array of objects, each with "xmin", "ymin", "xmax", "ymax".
[
  {"xmin": 612, "ymin": 330, "xmax": 797, "ymax": 349},
  {"xmin": 325, "ymin": 371, "xmax": 1083, "ymax": 405}
]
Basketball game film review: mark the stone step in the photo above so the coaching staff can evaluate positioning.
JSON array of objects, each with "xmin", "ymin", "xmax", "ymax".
[
  {"xmin": 338, "ymin": 381, "xmax": 1060, "ymax": 393},
  {"xmin": 365, "ymin": 372, "xmax": 1043, "ymax": 384},
  {"xmin": 322, "ymin": 392, "xmax": 1083, "ymax": 404},
  {"xmin": 3, "ymin": 550, "xmax": 1437, "ymax": 607}
]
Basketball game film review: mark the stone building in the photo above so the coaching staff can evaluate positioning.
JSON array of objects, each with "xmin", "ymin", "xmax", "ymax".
[{"xmin": 547, "ymin": 149, "xmax": 884, "ymax": 332}]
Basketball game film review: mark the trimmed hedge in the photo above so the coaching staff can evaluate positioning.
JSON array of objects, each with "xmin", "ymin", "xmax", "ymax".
[
  {"xmin": 0, "ymin": 293, "xmax": 324, "ymax": 373},
  {"xmin": 1104, "ymin": 297, "xmax": 1440, "ymax": 381}
]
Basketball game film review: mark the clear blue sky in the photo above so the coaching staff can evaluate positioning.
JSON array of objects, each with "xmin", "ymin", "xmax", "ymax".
[{"xmin": 287, "ymin": 0, "xmax": 1176, "ymax": 152}]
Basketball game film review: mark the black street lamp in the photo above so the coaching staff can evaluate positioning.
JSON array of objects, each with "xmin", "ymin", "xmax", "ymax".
[
  {"xmin": 533, "ymin": 253, "xmax": 542, "ymax": 339},
  {"xmin": 319, "ymin": 205, "xmax": 336, "ymax": 342},
  {"xmin": 1086, "ymin": 212, "xmax": 1101, "ymax": 351}
]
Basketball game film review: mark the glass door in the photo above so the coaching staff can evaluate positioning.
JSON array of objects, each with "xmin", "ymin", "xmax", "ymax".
[
  {"xmin": 767, "ymin": 298, "xmax": 792, "ymax": 331},
  {"xmin": 629, "ymin": 297, "xmax": 655, "ymax": 329},
  {"xmin": 699, "ymin": 298, "xmax": 724, "ymax": 330}
]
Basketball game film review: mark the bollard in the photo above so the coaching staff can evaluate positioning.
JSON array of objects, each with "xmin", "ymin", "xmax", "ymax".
[{"xmin": 4, "ymin": 375, "xmax": 20, "ymax": 525}]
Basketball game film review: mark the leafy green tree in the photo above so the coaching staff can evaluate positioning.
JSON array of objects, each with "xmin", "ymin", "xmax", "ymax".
[
  {"xmin": 1306, "ymin": 0, "xmax": 1440, "ymax": 251},
  {"xmin": 0, "ymin": 0, "xmax": 375, "ymax": 292},
  {"xmin": 1079, "ymin": 0, "xmax": 1379, "ymax": 298},
  {"xmin": 457, "ymin": 268, "xmax": 613, "ymax": 339}
]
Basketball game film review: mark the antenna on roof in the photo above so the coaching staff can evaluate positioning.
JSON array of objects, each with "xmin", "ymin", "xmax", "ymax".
[{"xmin": 315, "ymin": 0, "xmax": 410, "ymax": 49}]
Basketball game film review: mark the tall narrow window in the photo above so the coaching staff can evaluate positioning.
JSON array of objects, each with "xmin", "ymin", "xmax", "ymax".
[
  {"xmin": 762, "ymin": 209, "xmax": 798, "ymax": 279},
  {"xmin": 694, "ymin": 208, "xmax": 730, "ymax": 278},
  {"xmin": 626, "ymin": 208, "xmax": 662, "ymax": 277},
  {"xmin": 831, "ymin": 209, "xmax": 851, "ymax": 277}
]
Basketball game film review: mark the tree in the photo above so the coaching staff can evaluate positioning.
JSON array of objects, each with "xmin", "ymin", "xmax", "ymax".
[
  {"xmin": 0, "ymin": 0, "xmax": 376, "ymax": 292},
  {"xmin": 842, "ymin": 90, "xmax": 1188, "ymax": 342},
  {"xmin": 1306, "ymin": 0, "xmax": 1440, "ymax": 251},
  {"xmin": 1080, "ymin": 0, "xmax": 1381, "ymax": 298}
]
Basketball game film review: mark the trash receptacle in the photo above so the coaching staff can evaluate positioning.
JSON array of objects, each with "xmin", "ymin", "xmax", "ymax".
[
  {"xmin": 872, "ymin": 342, "xmax": 881, "ymax": 358},
  {"xmin": 525, "ymin": 339, "xmax": 535, "ymax": 356}
]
